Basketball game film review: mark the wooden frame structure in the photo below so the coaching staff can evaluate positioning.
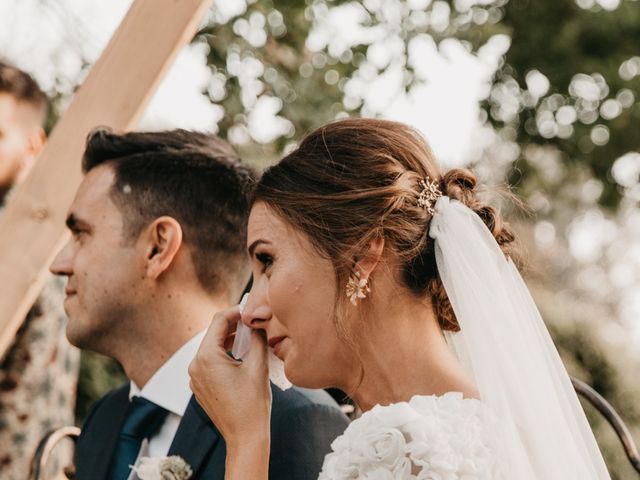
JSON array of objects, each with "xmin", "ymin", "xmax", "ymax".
[{"xmin": 0, "ymin": 0, "xmax": 213, "ymax": 359}]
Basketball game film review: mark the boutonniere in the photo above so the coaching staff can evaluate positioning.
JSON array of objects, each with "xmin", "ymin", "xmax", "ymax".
[{"xmin": 132, "ymin": 455, "xmax": 193, "ymax": 480}]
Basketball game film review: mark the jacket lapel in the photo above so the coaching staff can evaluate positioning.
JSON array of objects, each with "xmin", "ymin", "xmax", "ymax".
[
  {"xmin": 83, "ymin": 387, "xmax": 131, "ymax": 480},
  {"xmin": 167, "ymin": 395, "xmax": 221, "ymax": 476}
]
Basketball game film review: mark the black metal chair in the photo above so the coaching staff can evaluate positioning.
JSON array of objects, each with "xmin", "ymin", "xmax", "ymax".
[{"xmin": 571, "ymin": 377, "xmax": 640, "ymax": 473}]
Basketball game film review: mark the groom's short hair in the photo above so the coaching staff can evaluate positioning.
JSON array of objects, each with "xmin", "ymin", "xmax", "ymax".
[{"xmin": 81, "ymin": 128, "xmax": 255, "ymax": 298}]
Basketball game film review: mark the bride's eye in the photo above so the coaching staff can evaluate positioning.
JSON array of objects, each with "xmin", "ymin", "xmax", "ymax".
[{"xmin": 256, "ymin": 252, "xmax": 274, "ymax": 273}]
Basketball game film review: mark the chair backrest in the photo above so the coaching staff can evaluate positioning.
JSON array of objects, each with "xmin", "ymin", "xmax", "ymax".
[
  {"xmin": 571, "ymin": 376, "xmax": 640, "ymax": 473},
  {"xmin": 29, "ymin": 425, "xmax": 80, "ymax": 480}
]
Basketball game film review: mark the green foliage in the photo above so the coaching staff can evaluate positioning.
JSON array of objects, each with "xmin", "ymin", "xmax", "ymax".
[
  {"xmin": 537, "ymin": 289, "xmax": 640, "ymax": 479},
  {"xmin": 201, "ymin": 0, "xmax": 348, "ymax": 155},
  {"xmin": 75, "ymin": 351, "xmax": 127, "ymax": 424},
  {"xmin": 489, "ymin": 0, "xmax": 640, "ymax": 209}
]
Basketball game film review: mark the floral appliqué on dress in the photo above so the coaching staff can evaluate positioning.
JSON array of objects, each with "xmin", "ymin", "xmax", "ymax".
[{"xmin": 319, "ymin": 392, "xmax": 505, "ymax": 480}]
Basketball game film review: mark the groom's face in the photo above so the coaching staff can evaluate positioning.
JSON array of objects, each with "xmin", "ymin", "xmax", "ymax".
[{"xmin": 50, "ymin": 165, "xmax": 143, "ymax": 353}]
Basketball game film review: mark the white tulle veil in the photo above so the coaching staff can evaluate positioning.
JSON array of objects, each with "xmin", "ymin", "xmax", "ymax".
[{"xmin": 430, "ymin": 196, "xmax": 611, "ymax": 479}]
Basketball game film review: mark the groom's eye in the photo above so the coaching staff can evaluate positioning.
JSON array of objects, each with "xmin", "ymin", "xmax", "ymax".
[{"xmin": 256, "ymin": 252, "xmax": 274, "ymax": 272}]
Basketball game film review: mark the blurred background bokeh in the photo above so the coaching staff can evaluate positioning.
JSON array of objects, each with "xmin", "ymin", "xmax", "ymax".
[{"xmin": 1, "ymin": 0, "xmax": 639, "ymax": 477}]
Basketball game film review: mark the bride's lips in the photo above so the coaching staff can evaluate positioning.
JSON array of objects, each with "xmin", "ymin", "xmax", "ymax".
[{"xmin": 268, "ymin": 336, "xmax": 286, "ymax": 355}]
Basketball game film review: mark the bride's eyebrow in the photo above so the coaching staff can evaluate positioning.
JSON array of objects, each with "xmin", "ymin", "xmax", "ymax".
[{"xmin": 248, "ymin": 239, "xmax": 272, "ymax": 256}]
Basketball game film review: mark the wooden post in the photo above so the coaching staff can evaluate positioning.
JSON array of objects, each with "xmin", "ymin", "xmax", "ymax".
[{"xmin": 0, "ymin": 0, "xmax": 213, "ymax": 359}]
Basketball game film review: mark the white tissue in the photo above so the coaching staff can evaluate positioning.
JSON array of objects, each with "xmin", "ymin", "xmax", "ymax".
[
  {"xmin": 267, "ymin": 350, "xmax": 292, "ymax": 391},
  {"xmin": 232, "ymin": 293, "xmax": 292, "ymax": 390},
  {"xmin": 231, "ymin": 295, "xmax": 252, "ymax": 360}
]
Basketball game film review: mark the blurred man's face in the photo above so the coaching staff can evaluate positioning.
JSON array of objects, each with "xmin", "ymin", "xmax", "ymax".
[{"xmin": 0, "ymin": 93, "xmax": 43, "ymax": 192}]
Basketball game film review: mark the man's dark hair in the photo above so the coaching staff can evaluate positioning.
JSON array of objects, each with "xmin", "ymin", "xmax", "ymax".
[
  {"xmin": 0, "ymin": 62, "xmax": 48, "ymax": 124},
  {"xmin": 82, "ymin": 128, "xmax": 255, "ymax": 298}
]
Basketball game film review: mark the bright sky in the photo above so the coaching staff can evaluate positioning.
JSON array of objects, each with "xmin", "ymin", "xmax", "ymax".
[{"xmin": 0, "ymin": 0, "xmax": 222, "ymax": 131}]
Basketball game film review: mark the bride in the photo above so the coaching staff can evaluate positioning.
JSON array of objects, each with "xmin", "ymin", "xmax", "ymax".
[{"xmin": 188, "ymin": 118, "xmax": 611, "ymax": 479}]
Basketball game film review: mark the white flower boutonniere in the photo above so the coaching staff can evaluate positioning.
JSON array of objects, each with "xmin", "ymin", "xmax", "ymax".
[{"xmin": 132, "ymin": 456, "xmax": 193, "ymax": 480}]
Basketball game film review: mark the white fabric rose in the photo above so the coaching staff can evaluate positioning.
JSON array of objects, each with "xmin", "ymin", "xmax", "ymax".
[
  {"xmin": 320, "ymin": 427, "xmax": 408, "ymax": 479},
  {"xmin": 319, "ymin": 393, "xmax": 505, "ymax": 480}
]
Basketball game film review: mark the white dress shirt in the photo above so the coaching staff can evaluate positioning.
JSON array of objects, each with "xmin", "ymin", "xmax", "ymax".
[{"xmin": 128, "ymin": 330, "xmax": 206, "ymax": 458}]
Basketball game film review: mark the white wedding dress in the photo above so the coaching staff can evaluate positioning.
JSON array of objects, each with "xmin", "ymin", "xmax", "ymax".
[{"xmin": 318, "ymin": 392, "xmax": 505, "ymax": 480}]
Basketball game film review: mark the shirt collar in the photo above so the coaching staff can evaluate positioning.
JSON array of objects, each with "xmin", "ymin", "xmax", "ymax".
[{"xmin": 129, "ymin": 329, "xmax": 206, "ymax": 416}]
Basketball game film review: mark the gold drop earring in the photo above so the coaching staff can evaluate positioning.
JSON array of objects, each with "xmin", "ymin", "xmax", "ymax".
[{"xmin": 346, "ymin": 271, "xmax": 370, "ymax": 306}]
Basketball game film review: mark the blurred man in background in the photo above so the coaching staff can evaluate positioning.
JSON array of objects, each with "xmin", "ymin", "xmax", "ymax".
[{"xmin": 0, "ymin": 61, "xmax": 79, "ymax": 479}]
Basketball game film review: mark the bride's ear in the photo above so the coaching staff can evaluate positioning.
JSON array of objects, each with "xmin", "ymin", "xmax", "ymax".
[{"xmin": 354, "ymin": 236, "xmax": 385, "ymax": 281}]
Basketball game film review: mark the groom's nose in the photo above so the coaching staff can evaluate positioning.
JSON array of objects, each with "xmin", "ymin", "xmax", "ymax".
[{"xmin": 50, "ymin": 241, "xmax": 73, "ymax": 277}]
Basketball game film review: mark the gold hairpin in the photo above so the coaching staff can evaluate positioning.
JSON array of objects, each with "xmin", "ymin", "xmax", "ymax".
[{"xmin": 417, "ymin": 176, "xmax": 442, "ymax": 215}]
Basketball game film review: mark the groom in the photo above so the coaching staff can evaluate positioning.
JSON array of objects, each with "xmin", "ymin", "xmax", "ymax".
[{"xmin": 50, "ymin": 128, "xmax": 348, "ymax": 480}]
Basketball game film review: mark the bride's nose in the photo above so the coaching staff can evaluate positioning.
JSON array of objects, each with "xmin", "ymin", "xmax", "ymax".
[{"xmin": 241, "ymin": 282, "xmax": 272, "ymax": 330}]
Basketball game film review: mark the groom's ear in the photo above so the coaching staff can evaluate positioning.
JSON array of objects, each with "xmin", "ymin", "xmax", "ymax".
[
  {"xmin": 142, "ymin": 216, "xmax": 183, "ymax": 280},
  {"xmin": 354, "ymin": 235, "xmax": 385, "ymax": 281}
]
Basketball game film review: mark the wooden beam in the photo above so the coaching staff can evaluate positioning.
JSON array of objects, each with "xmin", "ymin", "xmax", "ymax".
[{"xmin": 0, "ymin": 0, "xmax": 213, "ymax": 359}]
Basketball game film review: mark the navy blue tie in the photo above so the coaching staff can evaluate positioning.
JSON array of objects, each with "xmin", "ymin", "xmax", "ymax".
[{"xmin": 109, "ymin": 396, "xmax": 169, "ymax": 480}]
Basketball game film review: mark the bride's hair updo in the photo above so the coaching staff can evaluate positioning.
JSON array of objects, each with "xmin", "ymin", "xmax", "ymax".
[{"xmin": 252, "ymin": 118, "xmax": 515, "ymax": 334}]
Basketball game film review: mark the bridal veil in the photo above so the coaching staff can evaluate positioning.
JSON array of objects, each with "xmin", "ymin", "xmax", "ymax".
[{"xmin": 430, "ymin": 196, "xmax": 611, "ymax": 479}]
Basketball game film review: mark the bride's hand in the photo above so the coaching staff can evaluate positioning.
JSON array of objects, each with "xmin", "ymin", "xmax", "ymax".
[{"xmin": 188, "ymin": 306, "xmax": 271, "ymax": 449}]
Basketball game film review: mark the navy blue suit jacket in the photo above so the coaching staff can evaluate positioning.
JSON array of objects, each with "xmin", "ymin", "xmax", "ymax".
[{"xmin": 74, "ymin": 383, "xmax": 349, "ymax": 480}]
